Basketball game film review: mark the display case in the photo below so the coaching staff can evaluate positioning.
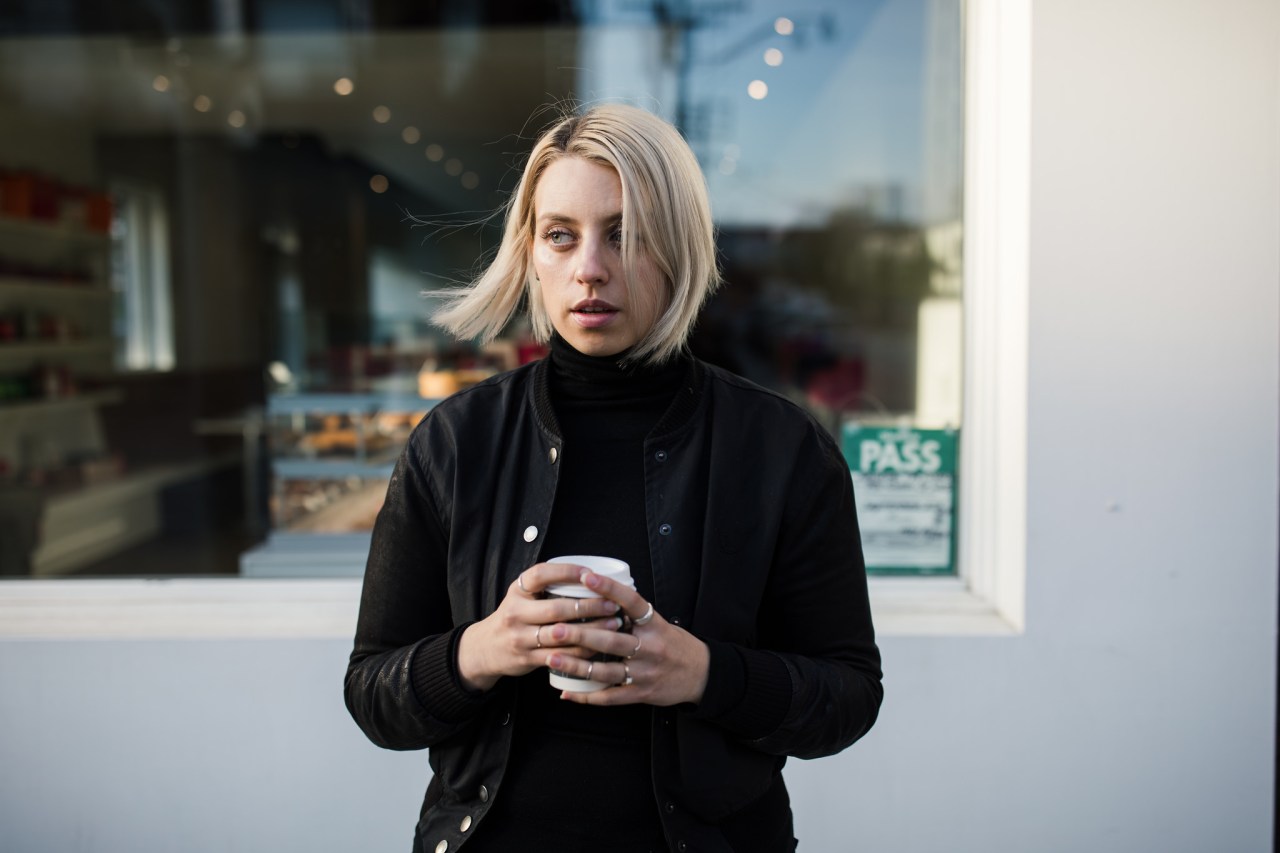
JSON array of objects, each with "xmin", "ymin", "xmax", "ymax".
[{"xmin": 239, "ymin": 391, "xmax": 438, "ymax": 577}]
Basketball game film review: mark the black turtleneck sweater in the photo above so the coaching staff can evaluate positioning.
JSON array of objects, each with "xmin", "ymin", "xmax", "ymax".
[{"xmin": 464, "ymin": 336, "xmax": 684, "ymax": 852}]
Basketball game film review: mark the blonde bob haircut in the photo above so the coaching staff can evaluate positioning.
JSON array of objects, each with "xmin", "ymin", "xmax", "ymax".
[{"xmin": 432, "ymin": 103, "xmax": 721, "ymax": 365}]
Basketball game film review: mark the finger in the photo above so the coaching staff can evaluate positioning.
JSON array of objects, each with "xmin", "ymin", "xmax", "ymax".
[
  {"xmin": 580, "ymin": 570, "xmax": 652, "ymax": 622},
  {"xmin": 542, "ymin": 618, "xmax": 625, "ymax": 649},
  {"xmin": 545, "ymin": 653, "xmax": 634, "ymax": 687},
  {"xmin": 544, "ymin": 597, "xmax": 622, "ymax": 623},
  {"xmin": 546, "ymin": 621, "xmax": 641, "ymax": 657},
  {"xmin": 515, "ymin": 561, "xmax": 596, "ymax": 596}
]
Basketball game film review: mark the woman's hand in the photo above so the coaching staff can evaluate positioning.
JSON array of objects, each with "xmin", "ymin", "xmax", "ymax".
[
  {"xmin": 456, "ymin": 563, "xmax": 622, "ymax": 692},
  {"xmin": 548, "ymin": 569, "xmax": 710, "ymax": 707}
]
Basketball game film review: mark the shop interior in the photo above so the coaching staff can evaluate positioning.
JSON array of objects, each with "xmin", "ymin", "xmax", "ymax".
[{"xmin": 0, "ymin": 4, "xmax": 962, "ymax": 578}]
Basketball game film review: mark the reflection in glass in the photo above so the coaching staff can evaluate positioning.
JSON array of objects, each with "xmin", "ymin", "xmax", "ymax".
[{"xmin": 0, "ymin": 0, "xmax": 962, "ymax": 577}]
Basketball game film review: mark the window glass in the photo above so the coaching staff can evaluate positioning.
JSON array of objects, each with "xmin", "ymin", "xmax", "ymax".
[{"xmin": 0, "ymin": 0, "xmax": 962, "ymax": 578}]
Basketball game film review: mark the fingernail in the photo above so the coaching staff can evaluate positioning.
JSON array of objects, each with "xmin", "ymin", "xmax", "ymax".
[
  {"xmin": 604, "ymin": 601, "xmax": 619, "ymax": 613},
  {"xmin": 582, "ymin": 570, "xmax": 600, "ymax": 588},
  {"xmin": 611, "ymin": 617, "xmax": 623, "ymax": 630},
  {"xmin": 552, "ymin": 624, "xmax": 568, "ymax": 641},
  {"xmin": 547, "ymin": 654, "xmax": 561, "ymax": 668}
]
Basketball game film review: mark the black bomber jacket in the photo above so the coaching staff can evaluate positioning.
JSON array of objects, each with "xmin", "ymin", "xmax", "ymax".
[{"xmin": 344, "ymin": 356, "xmax": 883, "ymax": 852}]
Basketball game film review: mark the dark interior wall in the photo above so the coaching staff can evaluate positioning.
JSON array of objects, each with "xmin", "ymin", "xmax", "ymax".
[{"xmin": 99, "ymin": 135, "xmax": 270, "ymax": 372}]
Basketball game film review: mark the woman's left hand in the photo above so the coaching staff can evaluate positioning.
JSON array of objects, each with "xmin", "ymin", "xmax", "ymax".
[{"xmin": 545, "ymin": 568, "xmax": 709, "ymax": 707}]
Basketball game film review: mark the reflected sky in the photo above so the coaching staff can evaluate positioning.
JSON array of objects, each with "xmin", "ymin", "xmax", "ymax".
[{"xmin": 574, "ymin": 0, "xmax": 962, "ymax": 227}]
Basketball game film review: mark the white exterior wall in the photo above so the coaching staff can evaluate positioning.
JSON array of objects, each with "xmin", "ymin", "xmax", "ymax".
[{"xmin": 1, "ymin": 1, "xmax": 1277, "ymax": 851}]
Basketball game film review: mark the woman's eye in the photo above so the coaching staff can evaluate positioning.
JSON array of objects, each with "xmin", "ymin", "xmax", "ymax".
[
  {"xmin": 545, "ymin": 229, "xmax": 573, "ymax": 245},
  {"xmin": 609, "ymin": 230, "xmax": 623, "ymax": 248}
]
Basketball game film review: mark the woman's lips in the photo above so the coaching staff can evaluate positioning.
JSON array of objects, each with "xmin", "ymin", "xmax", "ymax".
[{"xmin": 571, "ymin": 301, "xmax": 619, "ymax": 329}]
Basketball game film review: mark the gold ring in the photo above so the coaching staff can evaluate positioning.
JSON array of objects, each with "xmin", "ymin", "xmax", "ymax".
[
  {"xmin": 534, "ymin": 625, "xmax": 543, "ymax": 649},
  {"xmin": 627, "ymin": 635, "xmax": 642, "ymax": 659},
  {"xmin": 574, "ymin": 599, "xmax": 581, "ymax": 618},
  {"xmin": 633, "ymin": 602, "xmax": 655, "ymax": 627},
  {"xmin": 587, "ymin": 662, "xmax": 594, "ymax": 680},
  {"xmin": 623, "ymin": 663, "xmax": 633, "ymax": 686}
]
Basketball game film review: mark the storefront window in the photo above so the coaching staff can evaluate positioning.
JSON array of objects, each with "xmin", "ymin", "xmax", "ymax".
[{"xmin": 0, "ymin": 0, "xmax": 963, "ymax": 578}]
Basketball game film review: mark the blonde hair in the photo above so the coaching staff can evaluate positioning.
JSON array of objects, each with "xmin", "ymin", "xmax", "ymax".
[{"xmin": 431, "ymin": 103, "xmax": 720, "ymax": 365}]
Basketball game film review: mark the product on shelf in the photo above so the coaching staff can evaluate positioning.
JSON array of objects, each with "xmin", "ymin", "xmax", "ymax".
[{"xmin": 0, "ymin": 167, "xmax": 113, "ymax": 232}]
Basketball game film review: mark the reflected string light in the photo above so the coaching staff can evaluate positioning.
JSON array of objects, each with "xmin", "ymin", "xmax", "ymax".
[
  {"xmin": 724, "ymin": 143, "xmax": 741, "ymax": 158},
  {"xmin": 775, "ymin": 17, "xmax": 795, "ymax": 35},
  {"xmin": 333, "ymin": 77, "xmax": 354, "ymax": 96},
  {"xmin": 193, "ymin": 95, "xmax": 212, "ymax": 112},
  {"xmin": 718, "ymin": 158, "xmax": 737, "ymax": 176},
  {"xmin": 402, "ymin": 126, "xmax": 421, "ymax": 144},
  {"xmin": 764, "ymin": 48, "xmax": 784, "ymax": 66},
  {"xmin": 372, "ymin": 105, "xmax": 391, "ymax": 123},
  {"xmin": 370, "ymin": 174, "xmax": 389, "ymax": 193},
  {"xmin": 461, "ymin": 171, "xmax": 480, "ymax": 190},
  {"xmin": 227, "ymin": 110, "xmax": 246, "ymax": 128},
  {"xmin": 747, "ymin": 80, "xmax": 769, "ymax": 100},
  {"xmin": 424, "ymin": 144, "xmax": 444, "ymax": 162},
  {"xmin": 444, "ymin": 158, "xmax": 463, "ymax": 176},
  {"xmin": 152, "ymin": 75, "xmax": 170, "ymax": 93}
]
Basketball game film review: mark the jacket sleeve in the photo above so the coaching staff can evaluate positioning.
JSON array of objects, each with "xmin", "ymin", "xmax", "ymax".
[
  {"xmin": 343, "ymin": 429, "xmax": 490, "ymax": 750},
  {"xmin": 693, "ymin": 425, "xmax": 883, "ymax": 759}
]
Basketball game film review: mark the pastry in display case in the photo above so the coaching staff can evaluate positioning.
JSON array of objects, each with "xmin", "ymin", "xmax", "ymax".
[
  {"xmin": 265, "ymin": 394, "xmax": 430, "ymax": 534},
  {"xmin": 240, "ymin": 345, "xmax": 536, "ymax": 577},
  {"xmin": 239, "ymin": 391, "xmax": 433, "ymax": 576}
]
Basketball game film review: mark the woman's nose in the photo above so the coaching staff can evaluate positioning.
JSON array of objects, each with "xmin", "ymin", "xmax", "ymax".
[{"xmin": 574, "ymin": 236, "xmax": 610, "ymax": 285}]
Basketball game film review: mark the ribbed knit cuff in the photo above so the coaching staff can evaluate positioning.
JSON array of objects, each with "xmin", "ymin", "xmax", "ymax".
[
  {"xmin": 695, "ymin": 638, "xmax": 747, "ymax": 718},
  {"xmin": 693, "ymin": 641, "xmax": 792, "ymax": 740},
  {"xmin": 409, "ymin": 623, "xmax": 489, "ymax": 724}
]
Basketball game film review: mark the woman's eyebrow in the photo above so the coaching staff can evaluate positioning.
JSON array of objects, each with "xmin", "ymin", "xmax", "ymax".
[{"xmin": 535, "ymin": 212, "xmax": 624, "ymax": 230}]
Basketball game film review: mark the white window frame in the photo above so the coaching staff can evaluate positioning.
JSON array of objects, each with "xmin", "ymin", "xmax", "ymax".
[{"xmin": 0, "ymin": 0, "xmax": 1030, "ymax": 639}]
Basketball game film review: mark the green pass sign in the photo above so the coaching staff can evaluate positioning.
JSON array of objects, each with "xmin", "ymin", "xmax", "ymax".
[{"xmin": 841, "ymin": 424, "xmax": 958, "ymax": 576}]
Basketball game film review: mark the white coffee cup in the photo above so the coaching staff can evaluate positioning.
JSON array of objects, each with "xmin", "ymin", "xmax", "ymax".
[{"xmin": 543, "ymin": 555, "xmax": 633, "ymax": 693}]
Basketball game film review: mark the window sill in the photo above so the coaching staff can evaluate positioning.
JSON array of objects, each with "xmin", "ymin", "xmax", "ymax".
[
  {"xmin": 869, "ymin": 576, "xmax": 1018, "ymax": 636},
  {"xmin": 0, "ymin": 575, "xmax": 1016, "ymax": 639}
]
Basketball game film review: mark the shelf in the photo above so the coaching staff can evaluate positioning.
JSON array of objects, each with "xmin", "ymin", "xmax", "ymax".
[
  {"xmin": 0, "ymin": 340, "xmax": 114, "ymax": 360},
  {"xmin": 0, "ymin": 277, "xmax": 112, "ymax": 299},
  {"xmin": 0, "ymin": 215, "xmax": 111, "ymax": 246},
  {"xmin": 266, "ymin": 392, "xmax": 439, "ymax": 416},
  {"xmin": 240, "ymin": 532, "xmax": 372, "ymax": 578},
  {"xmin": 0, "ymin": 388, "xmax": 123, "ymax": 415},
  {"xmin": 273, "ymin": 460, "xmax": 395, "ymax": 480}
]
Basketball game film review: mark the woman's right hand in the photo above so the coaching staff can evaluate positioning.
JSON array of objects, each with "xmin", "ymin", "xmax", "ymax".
[{"xmin": 455, "ymin": 562, "xmax": 622, "ymax": 692}]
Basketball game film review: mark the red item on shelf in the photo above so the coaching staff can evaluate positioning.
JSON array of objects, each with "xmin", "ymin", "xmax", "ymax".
[
  {"xmin": 85, "ymin": 192, "xmax": 113, "ymax": 233},
  {"xmin": 1, "ymin": 171, "xmax": 34, "ymax": 218},
  {"xmin": 31, "ymin": 174, "xmax": 59, "ymax": 221}
]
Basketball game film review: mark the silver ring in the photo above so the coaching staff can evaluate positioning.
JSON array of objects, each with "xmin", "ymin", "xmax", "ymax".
[
  {"xmin": 587, "ymin": 662, "xmax": 594, "ymax": 680},
  {"xmin": 633, "ymin": 602, "xmax": 655, "ymax": 627},
  {"xmin": 534, "ymin": 625, "xmax": 543, "ymax": 649},
  {"xmin": 627, "ymin": 635, "xmax": 642, "ymax": 659},
  {"xmin": 518, "ymin": 573, "xmax": 530, "ymax": 594},
  {"xmin": 623, "ymin": 663, "xmax": 634, "ymax": 686},
  {"xmin": 574, "ymin": 599, "xmax": 581, "ymax": 618}
]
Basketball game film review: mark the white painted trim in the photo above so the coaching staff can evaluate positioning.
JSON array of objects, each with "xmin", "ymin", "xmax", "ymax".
[
  {"xmin": 956, "ymin": 0, "xmax": 1030, "ymax": 631},
  {"xmin": 0, "ymin": 577, "xmax": 1013, "ymax": 639},
  {"xmin": 0, "ymin": 2, "xmax": 1031, "ymax": 641},
  {"xmin": 0, "ymin": 579, "xmax": 363, "ymax": 639}
]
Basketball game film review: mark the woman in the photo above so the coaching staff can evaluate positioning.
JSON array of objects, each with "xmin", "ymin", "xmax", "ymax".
[{"xmin": 345, "ymin": 103, "xmax": 882, "ymax": 853}]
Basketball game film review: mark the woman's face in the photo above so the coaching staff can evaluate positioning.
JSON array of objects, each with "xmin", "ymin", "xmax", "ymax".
[{"xmin": 530, "ymin": 156, "xmax": 666, "ymax": 358}]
